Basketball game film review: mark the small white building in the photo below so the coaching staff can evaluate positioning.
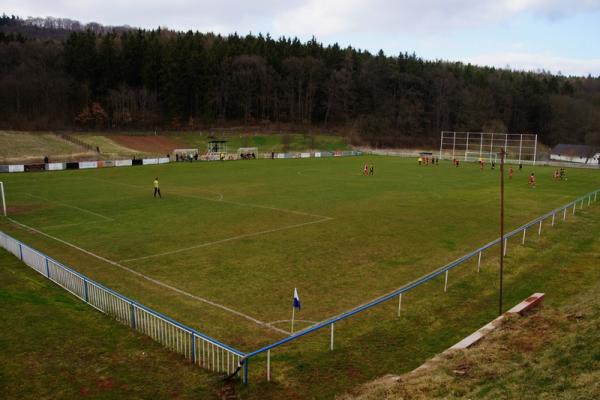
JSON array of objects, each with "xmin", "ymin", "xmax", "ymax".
[{"xmin": 550, "ymin": 144, "xmax": 599, "ymax": 165}]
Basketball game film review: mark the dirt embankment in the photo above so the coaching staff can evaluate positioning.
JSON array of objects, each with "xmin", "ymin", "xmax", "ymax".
[{"xmin": 110, "ymin": 135, "xmax": 184, "ymax": 155}]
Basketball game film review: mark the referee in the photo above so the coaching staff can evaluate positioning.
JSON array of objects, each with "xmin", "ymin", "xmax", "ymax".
[{"xmin": 153, "ymin": 177, "xmax": 161, "ymax": 198}]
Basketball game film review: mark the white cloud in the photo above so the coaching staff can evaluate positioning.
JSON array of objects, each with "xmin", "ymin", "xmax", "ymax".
[
  {"xmin": 4, "ymin": 0, "xmax": 600, "ymax": 35},
  {"xmin": 269, "ymin": 0, "xmax": 600, "ymax": 37},
  {"xmin": 465, "ymin": 51, "xmax": 600, "ymax": 76}
]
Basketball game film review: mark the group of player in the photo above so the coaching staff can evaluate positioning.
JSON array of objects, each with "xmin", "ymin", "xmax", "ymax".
[
  {"xmin": 553, "ymin": 168, "xmax": 567, "ymax": 181},
  {"xmin": 363, "ymin": 163, "xmax": 374, "ymax": 176},
  {"xmin": 418, "ymin": 156, "xmax": 438, "ymax": 166}
]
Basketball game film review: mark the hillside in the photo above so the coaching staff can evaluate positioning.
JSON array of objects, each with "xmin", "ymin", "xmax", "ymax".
[{"xmin": 1, "ymin": 14, "xmax": 600, "ymax": 148}]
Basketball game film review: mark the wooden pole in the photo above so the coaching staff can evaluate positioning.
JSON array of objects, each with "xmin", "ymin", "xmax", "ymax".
[{"xmin": 499, "ymin": 148, "xmax": 505, "ymax": 316}]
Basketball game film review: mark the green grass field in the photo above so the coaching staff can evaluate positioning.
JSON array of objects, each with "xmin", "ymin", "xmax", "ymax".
[{"xmin": 1, "ymin": 156, "xmax": 599, "ymax": 397}]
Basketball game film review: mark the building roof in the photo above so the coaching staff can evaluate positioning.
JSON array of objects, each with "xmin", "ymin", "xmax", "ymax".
[{"xmin": 550, "ymin": 144, "xmax": 593, "ymax": 158}]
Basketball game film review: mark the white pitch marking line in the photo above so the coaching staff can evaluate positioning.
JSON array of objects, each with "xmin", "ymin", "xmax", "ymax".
[
  {"xmin": 89, "ymin": 177, "xmax": 330, "ymax": 220},
  {"xmin": 25, "ymin": 193, "xmax": 114, "ymax": 221},
  {"xmin": 120, "ymin": 217, "xmax": 332, "ymax": 262},
  {"xmin": 268, "ymin": 319, "xmax": 317, "ymax": 325},
  {"xmin": 37, "ymin": 221, "xmax": 103, "ymax": 230},
  {"xmin": 7, "ymin": 217, "xmax": 289, "ymax": 336}
]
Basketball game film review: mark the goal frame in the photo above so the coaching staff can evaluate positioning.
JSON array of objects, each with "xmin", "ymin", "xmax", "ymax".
[{"xmin": 439, "ymin": 131, "xmax": 538, "ymax": 165}]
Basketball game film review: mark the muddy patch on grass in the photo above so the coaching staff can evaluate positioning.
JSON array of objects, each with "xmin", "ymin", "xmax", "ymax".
[{"xmin": 6, "ymin": 203, "xmax": 45, "ymax": 215}]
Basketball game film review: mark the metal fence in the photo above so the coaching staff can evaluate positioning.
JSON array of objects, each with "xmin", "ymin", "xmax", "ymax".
[
  {"xmin": 0, "ymin": 230, "xmax": 245, "ymax": 374},
  {"xmin": 240, "ymin": 187, "xmax": 600, "ymax": 383}
]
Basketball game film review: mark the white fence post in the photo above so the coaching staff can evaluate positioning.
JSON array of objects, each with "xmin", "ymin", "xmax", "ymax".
[
  {"xmin": 563, "ymin": 208, "xmax": 567, "ymax": 221},
  {"xmin": 538, "ymin": 220, "xmax": 543, "ymax": 236},
  {"xmin": 522, "ymin": 228, "xmax": 527, "ymax": 244},
  {"xmin": 551, "ymin": 213, "xmax": 555, "ymax": 226},
  {"xmin": 573, "ymin": 204, "xmax": 576, "ymax": 215},
  {"xmin": 588, "ymin": 196, "xmax": 591, "ymax": 206},
  {"xmin": 397, "ymin": 293, "xmax": 402, "ymax": 317},
  {"xmin": 503, "ymin": 238, "xmax": 508, "ymax": 256},
  {"xmin": 477, "ymin": 251, "xmax": 482, "ymax": 272},
  {"xmin": 267, "ymin": 349, "xmax": 271, "ymax": 381},
  {"xmin": 330, "ymin": 323, "xmax": 335, "ymax": 351},
  {"xmin": 444, "ymin": 270, "xmax": 449, "ymax": 292}
]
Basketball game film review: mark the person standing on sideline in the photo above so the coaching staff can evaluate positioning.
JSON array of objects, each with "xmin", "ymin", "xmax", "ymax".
[
  {"xmin": 369, "ymin": 163, "xmax": 374, "ymax": 176},
  {"xmin": 153, "ymin": 177, "xmax": 162, "ymax": 198},
  {"xmin": 509, "ymin": 167, "xmax": 514, "ymax": 179}
]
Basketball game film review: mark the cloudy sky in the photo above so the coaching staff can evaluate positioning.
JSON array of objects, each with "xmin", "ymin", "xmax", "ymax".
[{"xmin": 4, "ymin": 0, "xmax": 600, "ymax": 76}]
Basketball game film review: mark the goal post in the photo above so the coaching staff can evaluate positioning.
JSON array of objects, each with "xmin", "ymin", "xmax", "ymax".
[
  {"xmin": 0, "ymin": 181, "xmax": 6, "ymax": 216},
  {"xmin": 439, "ymin": 131, "xmax": 538, "ymax": 164}
]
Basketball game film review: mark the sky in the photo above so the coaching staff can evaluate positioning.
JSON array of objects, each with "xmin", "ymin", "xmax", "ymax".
[{"xmin": 4, "ymin": 0, "xmax": 600, "ymax": 77}]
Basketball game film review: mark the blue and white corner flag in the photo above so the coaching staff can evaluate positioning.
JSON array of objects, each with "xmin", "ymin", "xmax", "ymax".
[{"xmin": 293, "ymin": 288, "xmax": 301, "ymax": 310}]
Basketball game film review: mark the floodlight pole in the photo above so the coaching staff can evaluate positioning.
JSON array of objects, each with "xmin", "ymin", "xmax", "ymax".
[{"xmin": 499, "ymin": 147, "xmax": 505, "ymax": 316}]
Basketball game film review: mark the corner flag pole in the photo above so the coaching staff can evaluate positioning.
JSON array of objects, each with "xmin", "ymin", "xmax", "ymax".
[
  {"xmin": 291, "ymin": 288, "xmax": 300, "ymax": 334},
  {"xmin": 291, "ymin": 305, "xmax": 295, "ymax": 334}
]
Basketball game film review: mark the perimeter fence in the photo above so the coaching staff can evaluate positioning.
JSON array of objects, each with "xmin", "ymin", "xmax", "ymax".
[{"xmin": 0, "ymin": 230, "xmax": 245, "ymax": 374}]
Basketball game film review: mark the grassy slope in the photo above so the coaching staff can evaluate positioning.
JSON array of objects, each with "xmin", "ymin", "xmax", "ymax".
[
  {"xmin": 2, "ymin": 131, "xmax": 349, "ymax": 161},
  {"xmin": 72, "ymin": 135, "xmax": 149, "ymax": 158},
  {"xmin": 0, "ymin": 157, "xmax": 599, "ymax": 399},
  {"xmin": 344, "ymin": 213, "xmax": 600, "ymax": 400},
  {"xmin": 0, "ymin": 131, "xmax": 88, "ymax": 162},
  {"xmin": 0, "ymin": 248, "xmax": 228, "ymax": 400}
]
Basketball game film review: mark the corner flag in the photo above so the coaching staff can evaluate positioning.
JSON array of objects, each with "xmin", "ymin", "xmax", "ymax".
[{"xmin": 293, "ymin": 288, "xmax": 301, "ymax": 310}]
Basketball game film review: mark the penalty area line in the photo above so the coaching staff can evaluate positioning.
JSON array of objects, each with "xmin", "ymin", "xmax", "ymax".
[
  {"xmin": 24, "ymin": 193, "xmax": 114, "ymax": 221},
  {"xmin": 6, "ymin": 217, "xmax": 290, "ymax": 336},
  {"xmin": 120, "ymin": 217, "xmax": 333, "ymax": 262}
]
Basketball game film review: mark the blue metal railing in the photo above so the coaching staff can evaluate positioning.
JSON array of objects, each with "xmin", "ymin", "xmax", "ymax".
[{"xmin": 0, "ymin": 230, "xmax": 245, "ymax": 370}]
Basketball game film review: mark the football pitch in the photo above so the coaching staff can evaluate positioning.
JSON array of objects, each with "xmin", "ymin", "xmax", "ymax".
[{"xmin": 1, "ymin": 156, "xmax": 599, "ymax": 355}]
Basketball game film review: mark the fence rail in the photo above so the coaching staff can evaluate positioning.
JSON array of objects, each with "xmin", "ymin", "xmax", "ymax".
[
  {"xmin": 241, "ymin": 187, "xmax": 600, "ymax": 383},
  {"xmin": 0, "ymin": 230, "xmax": 245, "ymax": 374}
]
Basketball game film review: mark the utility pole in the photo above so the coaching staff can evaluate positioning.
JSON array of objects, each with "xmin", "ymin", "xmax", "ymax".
[{"xmin": 499, "ymin": 148, "xmax": 505, "ymax": 316}]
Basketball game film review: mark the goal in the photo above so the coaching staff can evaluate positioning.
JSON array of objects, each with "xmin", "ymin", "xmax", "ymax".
[
  {"xmin": 439, "ymin": 131, "xmax": 538, "ymax": 164},
  {"xmin": 237, "ymin": 147, "xmax": 258, "ymax": 159}
]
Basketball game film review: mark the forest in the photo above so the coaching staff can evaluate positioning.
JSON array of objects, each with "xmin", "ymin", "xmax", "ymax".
[{"xmin": 1, "ymin": 14, "xmax": 600, "ymax": 147}]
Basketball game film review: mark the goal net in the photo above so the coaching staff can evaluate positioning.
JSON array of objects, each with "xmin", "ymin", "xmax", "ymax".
[{"xmin": 439, "ymin": 131, "xmax": 538, "ymax": 164}]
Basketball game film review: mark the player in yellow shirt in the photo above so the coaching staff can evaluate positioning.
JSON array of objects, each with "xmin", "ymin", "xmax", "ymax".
[{"xmin": 153, "ymin": 177, "xmax": 161, "ymax": 198}]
